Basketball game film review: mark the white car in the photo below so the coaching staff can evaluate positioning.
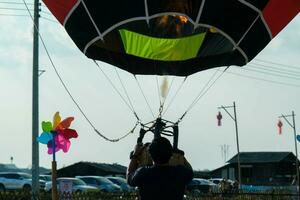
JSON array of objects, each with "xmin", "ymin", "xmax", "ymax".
[
  {"xmin": 45, "ymin": 177, "xmax": 99, "ymax": 193},
  {"xmin": 0, "ymin": 172, "xmax": 45, "ymax": 191}
]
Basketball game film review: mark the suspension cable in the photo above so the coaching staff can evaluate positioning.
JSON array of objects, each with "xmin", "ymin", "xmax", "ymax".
[
  {"xmin": 160, "ymin": 76, "xmax": 175, "ymax": 110},
  {"xmin": 177, "ymin": 67, "xmax": 227, "ymax": 123},
  {"xmin": 133, "ymin": 76, "xmax": 155, "ymax": 119},
  {"xmin": 155, "ymin": 76, "xmax": 163, "ymax": 116},
  {"xmin": 22, "ymin": 0, "xmax": 138, "ymax": 142},
  {"xmin": 162, "ymin": 77, "xmax": 187, "ymax": 116},
  {"xmin": 113, "ymin": 66, "xmax": 140, "ymax": 121},
  {"xmin": 93, "ymin": 61, "xmax": 140, "ymax": 121}
]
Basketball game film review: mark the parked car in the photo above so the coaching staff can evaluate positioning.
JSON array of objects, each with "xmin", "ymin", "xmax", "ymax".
[
  {"xmin": 209, "ymin": 178, "xmax": 236, "ymax": 193},
  {"xmin": 39, "ymin": 174, "xmax": 52, "ymax": 182},
  {"xmin": 209, "ymin": 178, "xmax": 224, "ymax": 185},
  {"xmin": 44, "ymin": 177, "xmax": 98, "ymax": 193},
  {"xmin": 106, "ymin": 176, "xmax": 135, "ymax": 193},
  {"xmin": 187, "ymin": 178, "xmax": 218, "ymax": 194},
  {"xmin": 76, "ymin": 176, "xmax": 122, "ymax": 193},
  {"xmin": 0, "ymin": 172, "xmax": 45, "ymax": 191},
  {"xmin": 209, "ymin": 178, "xmax": 234, "ymax": 186}
]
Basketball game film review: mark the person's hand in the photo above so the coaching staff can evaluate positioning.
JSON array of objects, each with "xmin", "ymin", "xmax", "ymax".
[
  {"xmin": 138, "ymin": 143, "xmax": 153, "ymax": 167},
  {"xmin": 130, "ymin": 143, "xmax": 153, "ymax": 167},
  {"xmin": 132, "ymin": 143, "xmax": 144, "ymax": 157},
  {"xmin": 169, "ymin": 152, "xmax": 185, "ymax": 166}
]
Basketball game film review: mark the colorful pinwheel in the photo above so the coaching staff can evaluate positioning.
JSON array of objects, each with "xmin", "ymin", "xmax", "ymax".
[{"xmin": 37, "ymin": 112, "xmax": 78, "ymax": 154}]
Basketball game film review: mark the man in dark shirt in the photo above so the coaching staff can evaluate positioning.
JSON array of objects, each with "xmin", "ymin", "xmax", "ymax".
[{"xmin": 127, "ymin": 137, "xmax": 193, "ymax": 200}]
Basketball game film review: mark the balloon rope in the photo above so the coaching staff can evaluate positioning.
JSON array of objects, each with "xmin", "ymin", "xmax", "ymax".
[
  {"xmin": 162, "ymin": 77, "xmax": 187, "ymax": 117},
  {"xmin": 22, "ymin": 0, "xmax": 138, "ymax": 142},
  {"xmin": 134, "ymin": 76, "xmax": 155, "ymax": 119},
  {"xmin": 94, "ymin": 121, "xmax": 139, "ymax": 142},
  {"xmin": 93, "ymin": 61, "xmax": 140, "ymax": 121},
  {"xmin": 113, "ymin": 66, "xmax": 141, "ymax": 121},
  {"xmin": 177, "ymin": 67, "xmax": 227, "ymax": 123},
  {"xmin": 155, "ymin": 76, "xmax": 163, "ymax": 116},
  {"xmin": 160, "ymin": 76, "xmax": 175, "ymax": 114}
]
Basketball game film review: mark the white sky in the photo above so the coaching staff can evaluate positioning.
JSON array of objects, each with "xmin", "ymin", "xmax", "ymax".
[{"xmin": 0, "ymin": 3, "xmax": 299, "ymax": 171}]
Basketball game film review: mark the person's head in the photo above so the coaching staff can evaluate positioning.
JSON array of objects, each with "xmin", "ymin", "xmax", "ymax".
[{"xmin": 148, "ymin": 137, "xmax": 173, "ymax": 164}]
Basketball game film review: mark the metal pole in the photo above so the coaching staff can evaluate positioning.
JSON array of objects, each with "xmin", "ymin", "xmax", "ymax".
[
  {"xmin": 292, "ymin": 111, "xmax": 300, "ymax": 192},
  {"xmin": 52, "ymin": 135, "xmax": 58, "ymax": 200},
  {"xmin": 279, "ymin": 112, "xmax": 299, "ymax": 196},
  {"xmin": 233, "ymin": 102, "xmax": 241, "ymax": 188},
  {"xmin": 218, "ymin": 102, "xmax": 242, "ymax": 187},
  {"xmin": 32, "ymin": 0, "xmax": 40, "ymax": 196}
]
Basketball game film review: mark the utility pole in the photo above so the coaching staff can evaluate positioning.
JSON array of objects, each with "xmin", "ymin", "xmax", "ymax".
[
  {"xmin": 279, "ymin": 111, "xmax": 299, "ymax": 195},
  {"xmin": 32, "ymin": 0, "xmax": 40, "ymax": 196},
  {"xmin": 218, "ymin": 102, "xmax": 241, "ymax": 188}
]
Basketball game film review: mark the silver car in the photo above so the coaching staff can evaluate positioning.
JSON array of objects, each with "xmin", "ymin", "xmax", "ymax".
[{"xmin": 45, "ymin": 177, "xmax": 98, "ymax": 193}]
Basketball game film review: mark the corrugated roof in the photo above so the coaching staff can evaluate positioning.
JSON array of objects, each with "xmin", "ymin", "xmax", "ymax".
[
  {"xmin": 81, "ymin": 162, "xmax": 126, "ymax": 174},
  {"xmin": 227, "ymin": 152, "xmax": 296, "ymax": 164}
]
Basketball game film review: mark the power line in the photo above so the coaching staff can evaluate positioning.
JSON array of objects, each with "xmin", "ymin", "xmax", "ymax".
[
  {"xmin": 225, "ymin": 71, "xmax": 300, "ymax": 88},
  {"xmin": 40, "ymin": 10, "xmax": 52, "ymax": 16},
  {"xmin": 248, "ymin": 63, "xmax": 300, "ymax": 76},
  {"xmin": 254, "ymin": 58, "xmax": 300, "ymax": 70},
  {"xmin": 40, "ymin": 16, "xmax": 58, "ymax": 23},
  {"xmin": 0, "ymin": 7, "xmax": 33, "ymax": 11},
  {"xmin": 0, "ymin": 13, "xmax": 28, "ymax": 16},
  {"xmin": 0, "ymin": 1, "xmax": 33, "ymax": 5},
  {"xmin": 242, "ymin": 66, "xmax": 300, "ymax": 81}
]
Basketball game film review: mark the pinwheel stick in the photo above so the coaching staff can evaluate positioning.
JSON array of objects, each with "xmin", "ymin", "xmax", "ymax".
[
  {"xmin": 52, "ymin": 132, "xmax": 56, "ymax": 161},
  {"xmin": 51, "ymin": 132, "xmax": 58, "ymax": 200}
]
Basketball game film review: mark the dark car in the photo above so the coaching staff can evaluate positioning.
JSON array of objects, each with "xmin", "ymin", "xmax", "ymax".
[
  {"xmin": 76, "ymin": 176, "xmax": 122, "ymax": 193},
  {"xmin": 187, "ymin": 178, "xmax": 218, "ymax": 194},
  {"xmin": 106, "ymin": 177, "xmax": 135, "ymax": 193}
]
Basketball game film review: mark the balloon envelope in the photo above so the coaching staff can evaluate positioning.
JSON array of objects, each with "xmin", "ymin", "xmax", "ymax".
[{"xmin": 43, "ymin": 0, "xmax": 299, "ymax": 76}]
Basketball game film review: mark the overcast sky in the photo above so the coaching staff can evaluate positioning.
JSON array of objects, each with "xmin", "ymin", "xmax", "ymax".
[{"xmin": 0, "ymin": 2, "xmax": 299, "ymax": 171}]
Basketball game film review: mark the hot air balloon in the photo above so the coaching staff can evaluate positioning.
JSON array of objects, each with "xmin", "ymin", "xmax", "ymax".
[
  {"xmin": 42, "ymin": 0, "xmax": 299, "ymax": 146},
  {"xmin": 43, "ymin": 0, "xmax": 299, "ymax": 76}
]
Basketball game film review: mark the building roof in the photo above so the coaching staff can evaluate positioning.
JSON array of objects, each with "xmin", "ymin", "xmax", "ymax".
[
  {"xmin": 227, "ymin": 152, "xmax": 297, "ymax": 164},
  {"xmin": 56, "ymin": 161, "xmax": 127, "ymax": 177},
  {"xmin": 85, "ymin": 162, "xmax": 127, "ymax": 174}
]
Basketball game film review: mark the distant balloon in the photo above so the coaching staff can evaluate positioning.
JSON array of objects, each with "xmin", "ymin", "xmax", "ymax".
[{"xmin": 43, "ymin": 0, "xmax": 300, "ymax": 76}]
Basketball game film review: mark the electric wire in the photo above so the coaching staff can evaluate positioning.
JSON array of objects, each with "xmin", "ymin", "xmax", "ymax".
[
  {"xmin": 22, "ymin": 0, "xmax": 138, "ymax": 142},
  {"xmin": 0, "ymin": 13, "xmax": 28, "ymax": 16},
  {"xmin": 251, "ymin": 61, "xmax": 300, "ymax": 73},
  {"xmin": 255, "ymin": 58, "xmax": 300, "ymax": 70},
  {"xmin": 40, "ymin": 10, "xmax": 52, "ymax": 16},
  {"xmin": 0, "ymin": 1, "xmax": 33, "ymax": 5},
  {"xmin": 225, "ymin": 70, "xmax": 300, "ymax": 88},
  {"xmin": 0, "ymin": 7, "xmax": 33, "ymax": 11},
  {"xmin": 242, "ymin": 66, "xmax": 300, "ymax": 81},
  {"xmin": 40, "ymin": 16, "xmax": 58, "ymax": 23},
  {"xmin": 248, "ymin": 63, "xmax": 300, "ymax": 77}
]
